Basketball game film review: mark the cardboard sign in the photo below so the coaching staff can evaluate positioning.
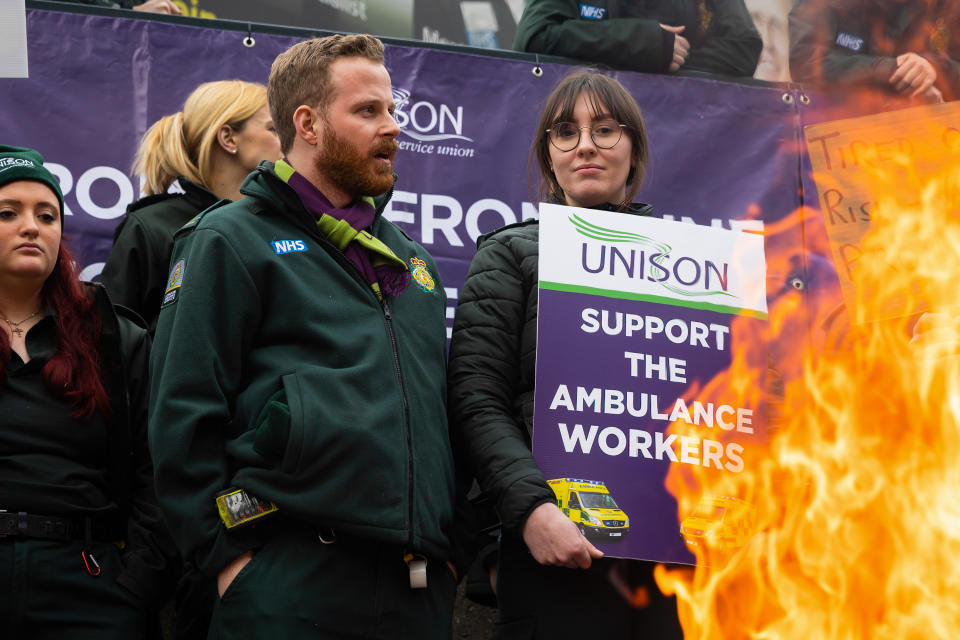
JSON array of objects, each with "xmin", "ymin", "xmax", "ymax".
[{"xmin": 804, "ymin": 102, "xmax": 960, "ymax": 317}]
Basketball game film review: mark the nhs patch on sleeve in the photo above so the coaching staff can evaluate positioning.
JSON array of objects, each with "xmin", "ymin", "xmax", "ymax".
[
  {"xmin": 835, "ymin": 32, "xmax": 864, "ymax": 51},
  {"xmin": 579, "ymin": 3, "xmax": 606, "ymax": 19},
  {"xmin": 272, "ymin": 239, "xmax": 308, "ymax": 255}
]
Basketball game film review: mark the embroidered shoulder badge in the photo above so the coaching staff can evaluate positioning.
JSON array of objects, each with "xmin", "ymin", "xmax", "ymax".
[
  {"xmin": 409, "ymin": 257, "xmax": 438, "ymax": 294},
  {"xmin": 162, "ymin": 259, "xmax": 185, "ymax": 307}
]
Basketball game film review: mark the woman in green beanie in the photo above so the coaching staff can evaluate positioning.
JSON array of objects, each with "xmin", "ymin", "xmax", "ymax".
[{"xmin": 0, "ymin": 145, "xmax": 176, "ymax": 639}]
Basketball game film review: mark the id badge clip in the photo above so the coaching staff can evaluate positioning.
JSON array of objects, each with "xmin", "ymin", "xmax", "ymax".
[
  {"xmin": 403, "ymin": 552, "xmax": 428, "ymax": 589},
  {"xmin": 216, "ymin": 488, "xmax": 278, "ymax": 529}
]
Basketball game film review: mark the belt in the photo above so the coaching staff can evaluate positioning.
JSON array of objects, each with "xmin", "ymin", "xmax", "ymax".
[{"xmin": 0, "ymin": 510, "xmax": 84, "ymax": 541}]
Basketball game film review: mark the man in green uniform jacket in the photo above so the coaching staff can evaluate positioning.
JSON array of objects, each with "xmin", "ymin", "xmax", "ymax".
[
  {"xmin": 514, "ymin": 0, "xmax": 761, "ymax": 77},
  {"xmin": 149, "ymin": 34, "xmax": 461, "ymax": 639}
]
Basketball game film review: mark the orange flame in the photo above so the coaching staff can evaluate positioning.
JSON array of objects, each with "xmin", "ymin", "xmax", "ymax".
[{"xmin": 658, "ymin": 111, "xmax": 960, "ymax": 638}]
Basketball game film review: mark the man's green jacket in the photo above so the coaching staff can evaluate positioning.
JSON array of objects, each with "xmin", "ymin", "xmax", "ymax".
[{"xmin": 148, "ymin": 162, "xmax": 457, "ymax": 577}]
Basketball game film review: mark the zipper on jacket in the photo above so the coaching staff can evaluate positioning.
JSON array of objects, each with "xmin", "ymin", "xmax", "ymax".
[
  {"xmin": 258, "ymin": 178, "xmax": 419, "ymax": 544},
  {"xmin": 382, "ymin": 298, "xmax": 415, "ymax": 546}
]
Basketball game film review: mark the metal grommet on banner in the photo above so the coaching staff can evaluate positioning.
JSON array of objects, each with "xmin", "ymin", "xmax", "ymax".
[
  {"xmin": 799, "ymin": 93, "xmax": 811, "ymax": 105},
  {"xmin": 781, "ymin": 93, "xmax": 794, "ymax": 105},
  {"xmin": 790, "ymin": 277, "xmax": 805, "ymax": 291},
  {"xmin": 532, "ymin": 53, "xmax": 543, "ymax": 78},
  {"xmin": 243, "ymin": 24, "xmax": 255, "ymax": 48}
]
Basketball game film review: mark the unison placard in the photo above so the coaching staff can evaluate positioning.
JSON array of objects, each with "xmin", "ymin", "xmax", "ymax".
[{"xmin": 533, "ymin": 203, "xmax": 767, "ymax": 564}]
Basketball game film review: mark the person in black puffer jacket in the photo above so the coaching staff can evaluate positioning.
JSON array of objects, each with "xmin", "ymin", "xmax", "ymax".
[{"xmin": 449, "ymin": 71, "xmax": 685, "ymax": 639}]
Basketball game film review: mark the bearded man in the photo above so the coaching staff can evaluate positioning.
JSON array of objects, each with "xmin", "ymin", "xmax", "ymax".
[{"xmin": 148, "ymin": 34, "xmax": 464, "ymax": 639}]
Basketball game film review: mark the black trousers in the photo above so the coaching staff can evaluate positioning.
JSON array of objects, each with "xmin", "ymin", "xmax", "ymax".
[
  {"xmin": 492, "ymin": 535, "xmax": 684, "ymax": 640},
  {"xmin": 0, "ymin": 538, "xmax": 146, "ymax": 639},
  {"xmin": 208, "ymin": 524, "xmax": 457, "ymax": 640}
]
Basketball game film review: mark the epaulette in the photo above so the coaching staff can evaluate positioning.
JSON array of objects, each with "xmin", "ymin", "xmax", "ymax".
[
  {"xmin": 173, "ymin": 198, "xmax": 231, "ymax": 238},
  {"xmin": 125, "ymin": 191, "xmax": 181, "ymax": 214},
  {"xmin": 476, "ymin": 218, "xmax": 538, "ymax": 248}
]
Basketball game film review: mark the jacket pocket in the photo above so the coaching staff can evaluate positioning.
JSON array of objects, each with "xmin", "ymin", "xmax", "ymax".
[
  {"xmin": 247, "ymin": 366, "xmax": 407, "ymax": 530},
  {"xmin": 252, "ymin": 373, "xmax": 303, "ymax": 474},
  {"xmin": 252, "ymin": 386, "xmax": 293, "ymax": 468},
  {"xmin": 218, "ymin": 549, "xmax": 261, "ymax": 602},
  {"xmin": 279, "ymin": 372, "xmax": 304, "ymax": 474}
]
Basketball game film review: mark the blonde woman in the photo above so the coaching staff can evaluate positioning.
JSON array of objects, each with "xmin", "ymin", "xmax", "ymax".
[{"xmin": 101, "ymin": 80, "xmax": 281, "ymax": 332}]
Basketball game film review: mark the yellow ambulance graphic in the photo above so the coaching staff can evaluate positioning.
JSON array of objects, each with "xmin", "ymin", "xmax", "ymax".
[
  {"xmin": 548, "ymin": 478, "xmax": 629, "ymax": 542},
  {"xmin": 680, "ymin": 495, "xmax": 755, "ymax": 551}
]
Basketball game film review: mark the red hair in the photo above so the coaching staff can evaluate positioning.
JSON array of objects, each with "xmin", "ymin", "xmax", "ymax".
[{"xmin": 0, "ymin": 240, "xmax": 111, "ymax": 419}]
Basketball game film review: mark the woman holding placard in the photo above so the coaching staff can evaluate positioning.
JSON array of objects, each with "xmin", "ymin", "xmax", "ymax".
[{"xmin": 448, "ymin": 70, "xmax": 682, "ymax": 638}]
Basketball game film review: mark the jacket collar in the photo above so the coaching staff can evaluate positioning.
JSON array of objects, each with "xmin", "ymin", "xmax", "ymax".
[
  {"xmin": 239, "ymin": 161, "xmax": 396, "ymax": 222},
  {"xmin": 125, "ymin": 178, "xmax": 218, "ymax": 214},
  {"xmin": 546, "ymin": 195, "xmax": 654, "ymax": 217}
]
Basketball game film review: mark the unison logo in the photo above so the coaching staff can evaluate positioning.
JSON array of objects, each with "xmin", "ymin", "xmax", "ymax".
[
  {"xmin": 392, "ymin": 88, "xmax": 474, "ymax": 146},
  {"xmin": 572, "ymin": 214, "xmax": 733, "ymax": 299}
]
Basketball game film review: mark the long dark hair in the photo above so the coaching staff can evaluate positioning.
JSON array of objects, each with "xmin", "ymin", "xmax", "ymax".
[
  {"xmin": 0, "ymin": 240, "xmax": 110, "ymax": 419},
  {"xmin": 531, "ymin": 70, "xmax": 650, "ymax": 208}
]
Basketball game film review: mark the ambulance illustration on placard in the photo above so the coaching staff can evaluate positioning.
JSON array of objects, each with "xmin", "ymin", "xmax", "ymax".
[
  {"xmin": 548, "ymin": 478, "xmax": 630, "ymax": 542},
  {"xmin": 680, "ymin": 495, "xmax": 756, "ymax": 551}
]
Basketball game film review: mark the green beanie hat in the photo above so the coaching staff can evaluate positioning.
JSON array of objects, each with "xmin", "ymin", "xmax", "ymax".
[{"xmin": 0, "ymin": 145, "xmax": 65, "ymax": 226}]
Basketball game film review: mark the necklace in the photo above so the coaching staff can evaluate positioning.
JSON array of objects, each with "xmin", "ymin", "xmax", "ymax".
[{"xmin": 0, "ymin": 308, "xmax": 42, "ymax": 337}]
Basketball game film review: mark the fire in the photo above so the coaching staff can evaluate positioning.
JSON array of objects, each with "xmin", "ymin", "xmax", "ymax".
[{"xmin": 657, "ymin": 110, "xmax": 960, "ymax": 638}]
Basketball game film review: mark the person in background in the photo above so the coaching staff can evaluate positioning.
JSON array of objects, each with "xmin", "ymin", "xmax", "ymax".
[
  {"xmin": 61, "ymin": 0, "xmax": 182, "ymax": 14},
  {"xmin": 148, "ymin": 34, "xmax": 466, "ymax": 638},
  {"xmin": 513, "ymin": 0, "xmax": 761, "ymax": 77},
  {"xmin": 0, "ymin": 145, "xmax": 176, "ymax": 639},
  {"xmin": 101, "ymin": 80, "xmax": 278, "ymax": 640},
  {"xmin": 745, "ymin": 0, "xmax": 791, "ymax": 82},
  {"xmin": 790, "ymin": 0, "xmax": 960, "ymax": 103},
  {"xmin": 449, "ymin": 70, "xmax": 683, "ymax": 639},
  {"xmin": 101, "ymin": 80, "xmax": 280, "ymax": 334}
]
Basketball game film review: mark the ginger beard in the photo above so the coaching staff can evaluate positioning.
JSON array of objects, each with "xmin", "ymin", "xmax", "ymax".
[{"xmin": 314, "ymin": 122, "xmax": 397, "ymax": 199}]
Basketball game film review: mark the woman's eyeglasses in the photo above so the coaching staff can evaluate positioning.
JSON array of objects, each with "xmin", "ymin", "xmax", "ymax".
[{"xmin": 547, "ymin": 120, "xmax": 627, "ymax": 151}]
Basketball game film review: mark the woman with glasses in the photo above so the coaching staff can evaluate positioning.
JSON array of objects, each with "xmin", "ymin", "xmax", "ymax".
[{"xmin": 448, "ymin": 70, "xmax": 682, "ymax": 638}]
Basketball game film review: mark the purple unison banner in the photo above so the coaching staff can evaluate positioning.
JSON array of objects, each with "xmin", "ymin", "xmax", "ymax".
[
  {"xmin": 0, "ymin": 7, "xmax": 814, "ymax": 340},
  {"xmin": 533, "ymin": 204, "xmax": 768, "ymax": 564}
]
